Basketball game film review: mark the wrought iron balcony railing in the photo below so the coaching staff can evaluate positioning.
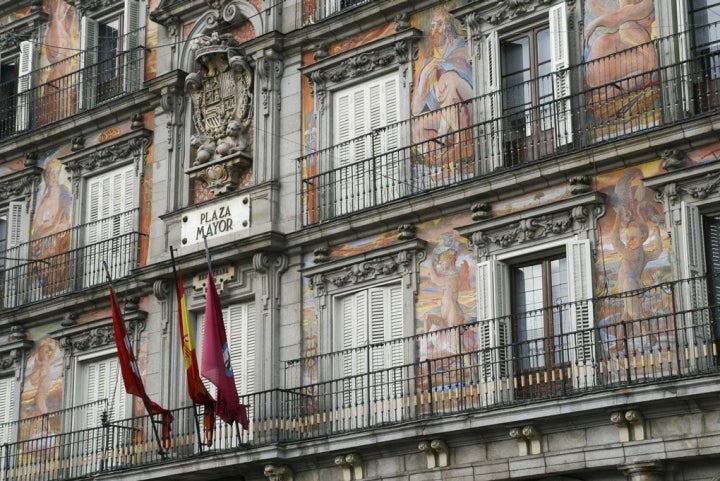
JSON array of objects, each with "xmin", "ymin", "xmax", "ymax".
[
  {"xmin": 1, "ymin": 276, "xmax": 717, "ymax": 479},
  {"xmin": 0, "ymin": 209, "xmax": 142, "ymax": 309},
  {"xmin": 298, "ymin": 23, "xmax": 720, "ymax": 226},
  {"xmin": 0, "ymin": 27, "xmax": 146, "ymax": 140},
  {"xmin": 307, "ymin": 0, "xmax": 372, "ymax": 21}
]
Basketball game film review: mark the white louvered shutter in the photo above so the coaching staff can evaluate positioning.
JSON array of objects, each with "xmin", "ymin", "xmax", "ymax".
[
  {"xmin": 484, "ymin": 32, "xmax": 504, "ymax": 170},
  {"xmin": 85, "ymin": 165, "xmax": 135, "ymax": 284},
  {"xmin": 549, "ymin": 3, "xmax": 573, "ymax": 146},
  {"xmin": 680, "ymin": 202, "xmax": 710, "ymax": 341},
  {"xmin": 0, "ymin": 376, "xmax": 17, "ymax": 444},
  {"xmin": 567, "ymin": 239, "xmax": 596, "ymax": 388},
  {"xmin": 79, "ymin": 16, "xmax": 99, "ymax": 109},
  {"xmin": 4, "ymin": 201, "xmax": 29, "ymax": 308},
  {"xmin": 476, "ymin": 260, "xmax": 512, "ymax": 404},
  {"xmin": 225, "ymin": 301, "xmax": 256, "ymax": 395},
  {"xmin": 84, "ymin": 357, "xmax": 126, "ymax": 427},
  {"xmin": 123, "ymin": 0, "xmax": 143, "ymax": 92},
  {"xmin": 15, "ymin": 41, "xmax": 34, "ymax": 131}
]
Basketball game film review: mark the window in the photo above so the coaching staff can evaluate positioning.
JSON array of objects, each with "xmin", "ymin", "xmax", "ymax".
[
  {"xmin": 0, "ymin": 375, "xmax": 17, "ymax": 444},
  {"xmin": 691, "ymin": 0, "xmax": 720, "ymax": 74},
  {"xmin": 485, "ymin": 3, "xmax": 571, "ymax": 168},
  {"xmin": 333, "ymin": 283, "xmax": 404, "ymax": 424},
  {"xmin": 78, "ymin": 355, "xmax": 128, "ymax": 427},
  {"xmin": 83, "ymin": 164, "xmax": 136, "ymax": 286},
  {"xmin": 1, "ymin": 202, "xmax": 29, "ymax": 308},
  {"xmin": 197, "ymin": 299, "xmax": 256, "ymax": 447},
  {"xmin": 79, "ymin": 0, "xmax": 143, "ymax": 109},
  {"xmin": 476, "ymin": 240, "xmax": 593, "ymax": 404},
  {"xmin": 0, "ymin": 41, "xmax": 35, "ymax": 136},
  {"xmin": 333, "ymin": 73, "xmax": 401, "ymax": 214}
]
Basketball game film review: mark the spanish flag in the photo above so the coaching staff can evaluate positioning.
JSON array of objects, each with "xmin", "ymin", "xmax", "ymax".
[{"xmin": 175, "ymin": 268, "xmax": 216, "ymax": 445}]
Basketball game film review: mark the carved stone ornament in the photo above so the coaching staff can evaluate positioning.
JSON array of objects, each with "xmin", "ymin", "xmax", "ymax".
[
  {"xmin": 485, "ymin": 0, "xmax": 554, "ymax": 25},
  {"xmin": 53, "ymin": 310, "xmax": 147, "ymax": 358},
  {"xmin": 0, "ymin": 170, "xmax": 40, "ymax": 203},
  {"xmin": 186, "ymin": 31, "xmax": 254, "ymax": 195},
  {"xmin": 264, "ymin": 464, "xmax": 294, "ymax": 481}
]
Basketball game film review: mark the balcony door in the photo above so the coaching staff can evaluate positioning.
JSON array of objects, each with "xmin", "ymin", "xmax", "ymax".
[
  {"xmin": 511, "ymin": 256, "xmax": 572, "ymax": 399},
  {"xmin": 689, "ymin": 0, "xmax": 720, "ymax": 110},
  {"xmin": 485, "ymin": 3, "xmax": 571, "ymax": 169},
  {"xmin": 333, "ymin": 284, "xmax": 404, "ymax": 427},
  {"xmin": 84, "ymin": 164, "xmax": 135, "ymax": 287},
  {"xmin": 332, "ymin": 74, "xmax": 401, "ymax": 216}
]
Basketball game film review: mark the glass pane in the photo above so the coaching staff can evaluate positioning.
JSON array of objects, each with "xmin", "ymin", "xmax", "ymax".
[{"xmin": 514, "ymin": 263, "xmax": 545, "ymax": 369}]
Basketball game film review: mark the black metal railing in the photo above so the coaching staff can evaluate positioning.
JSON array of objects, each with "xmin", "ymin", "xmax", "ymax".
[
  {"xmin": 0, "ymin": 276, "xmax": 718, "ymax": 479},
  {"xmin": 0, "ymin": 28, "xmax": 145, "ymax": 140},
  {"xmin": 298, "ymin": 24, "xmax": 720, "ymax": 225},
  {"xmin": 0, "ymin": 209, "xmax": 142, "ymax": 309},
  {"xmin": 308, "ymin": 0, "xmax": 372, "ymax": 20}
]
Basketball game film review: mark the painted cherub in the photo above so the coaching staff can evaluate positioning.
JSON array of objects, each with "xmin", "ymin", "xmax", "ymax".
[{"xmin": 611, "ymin": 206, "xmax": 662, "ymax": 320}]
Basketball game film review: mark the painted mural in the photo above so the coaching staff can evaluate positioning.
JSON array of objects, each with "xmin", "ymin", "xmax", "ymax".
[
  {"xmin": 31, "ymin": 153, "xmax": 73, "ymax": 296},
  {"xmin": 595, "ymin": 162, "xmax": 673, "ymax": 370},
  {"xmin": 410, "ymin": 4, "xmax": 474, "ymax": 179},
  {"xmin": 583, "ymin": 0, "xmax": 660, "ymax": 137}
]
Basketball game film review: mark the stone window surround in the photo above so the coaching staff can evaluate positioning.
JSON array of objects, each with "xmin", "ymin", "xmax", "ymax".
[{"xmin": 303, "ymin": 238, "xmax": 427, "ymax": 355}]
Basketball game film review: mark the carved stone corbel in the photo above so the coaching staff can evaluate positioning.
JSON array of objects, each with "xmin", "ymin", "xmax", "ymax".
[
  {"xmin": 418, "ymin": 439, "xmax": 449, "ymax": 468},
  {"xmin": 509, "ymin": 424, "xmax": 542, "ymax": 455},
  {"xmin": 335, "ymin": 453, "xmax": 363, "ymax": 481},
  {"xmin": 264, "ymin": 464, "xmax": 293, "ymax": 481}
]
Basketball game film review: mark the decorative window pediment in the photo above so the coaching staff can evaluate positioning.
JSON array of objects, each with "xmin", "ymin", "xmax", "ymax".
[
  {"xmin": 0, "ymin": 8, "xmax": 48, "ymax": 57},
  {"xmin": 644, "ymin": 159, "xmax": 720, "ymax": 206},
  {"xmin": 0, "ymin": 168, "xmax": 41, "ymax": 205},
  {"xmin": 303, "ymin": 239, "xmax": 427, "ymax": 300},
  {"xmin": 301, "ymin": 27, "xmax": 421, "ymax": 106},
  {"xmin": 50, "ymin": 304, "xmax": 146, "ymax": 359},
  {"xmin": 456, "ymin": 192, "xmax": 606, "ymax": 258},
  {"xmin": 59, "ymin": 128, "xmax": 151, "ymax": 194},
  {"xmin": 0, "ymin": 337, "xmax": 33, "ymax": 377}
]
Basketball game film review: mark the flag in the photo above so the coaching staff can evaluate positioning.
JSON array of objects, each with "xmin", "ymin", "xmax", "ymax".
[
  {"xmin": 175, "ymin": 268, "xmax": 216, "ymax": 445},
  {"xmin": 200, "ymin": 271, "xmax": 249, "ymax": 429},
  {"xmin": 110, "ymin": 287, "xmax": 174, "ymax": 447}
]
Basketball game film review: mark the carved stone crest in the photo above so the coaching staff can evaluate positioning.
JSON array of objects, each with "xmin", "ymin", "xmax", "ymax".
[{"xmin": 186, "ymin": 32, "xmax": 254, "ymax": 195}]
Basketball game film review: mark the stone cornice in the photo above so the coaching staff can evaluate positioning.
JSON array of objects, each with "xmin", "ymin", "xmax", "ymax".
[
  {"xmin": 50, "ymin": 308, "xmax": 147, "ymax": 357},
  {"xmin": 303, "ymin": 239, "xmax": 427, "ymax": 297},
  {"xmin": 301, "ymin": 27, "xmax": 421, "ymax": 95},
  {"xmin": 456, "ymin": 193, "xmax": 606, "ymax": 256}
]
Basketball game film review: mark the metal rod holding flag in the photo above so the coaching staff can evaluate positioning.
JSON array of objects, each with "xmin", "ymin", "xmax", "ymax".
[
  {"xmin": 200, "ymin": 237, "xmax": 250, "ymax": 434},
  {"xmin": 169, "ymin": 246, "xmax": 216, "ymax": 449},
  {"xmin": 103, "ymin": 261, "xmax": 173, "ymax": 456}
]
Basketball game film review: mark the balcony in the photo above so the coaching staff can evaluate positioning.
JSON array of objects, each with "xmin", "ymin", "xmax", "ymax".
[
  {"xmin": 1, "ymin": 275, "xmax": 717, "ymax": 479},
  {"xmin": 0, "ymin": 209, "xmax": 143, "ymax": 309},
  {"xmin": 0, "ymin": 28, "xmax": 146, "ymax": 140},
  {"xmin": 298, "ymin": 25, "xmax": 720, "ymax": 226},
  {"xmin": 306, "ymin": 0, "xmax": 373, "ymax": 21}
]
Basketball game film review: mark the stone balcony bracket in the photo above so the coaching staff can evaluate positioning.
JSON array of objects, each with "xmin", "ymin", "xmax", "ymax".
[
  {"xmin": 611, "ymin": 409, "xmax": 646, "ymax": 442},
  {"xmin": 509, "ymin": 425, "xmax": 542, "ymax": 455},
  {"xmin": 264, "ymin": 464, "xmax": 294, "ymax": 481},
  {"xmin": 334, "ymin": 453, "xmax": 363, "ymax": 480},
  {"xmin": 418, "ymin": 438, "xmax": 449, "ymax": 468}
]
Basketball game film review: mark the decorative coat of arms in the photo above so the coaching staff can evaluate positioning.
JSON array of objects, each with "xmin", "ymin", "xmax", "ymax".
[{"xmin": 186, "ymin": 32, "xmax": 253, "ymax": 195}]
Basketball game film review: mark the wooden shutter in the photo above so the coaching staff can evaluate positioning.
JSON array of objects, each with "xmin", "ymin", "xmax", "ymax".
[
  {"xmin": 339, "ymin": 290, "xmax": 368, "ymax": 378},
  {"xmin": 4, "ymin": 201, "xmax": 29, "ymax": 308},
  {"xmin": 15, "ymin": 40, "xmax": 34, "ymax": 131},
  {"xmin": 84, "ymin": 357, "xmax": 125, "ymax": 426},
  {"xmin": 226, "ymin": 301, "xmax": 256, "ymax": 395},
  {"xmin": 680, "ymin": 202, "xmax": 710, "ymax": 344},
  {"xmin": 79, "ymin": 16, "xmax": 99, "ymax": 109},
  {"xmin": 484, "ymin": 31, "xmax": 504, "ymax": 170},
  {"xmin": 549, "ymin": 2, "xmax": 573, "ymax": 146},
  {"xmin": 476, "ymin": 260, "xmax": 512, "ymax": 403},
  {"xmin": 123, "ymin": 0, "xmax": 143, "ymax": 92},
  {"xmin": 0, "ymin": 376, "xmax": 16, "ymax": 444},
  {"xmin": 85, "ymin": 165, "xmax": 135, "ymax": 282},
  {"xmin": 567, "ymin": 239, "xmax": 596, "ymax": 388}
]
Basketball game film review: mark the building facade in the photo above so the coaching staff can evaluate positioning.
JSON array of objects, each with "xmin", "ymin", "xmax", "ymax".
[{"xmin": 0, "ymin": 0, "xmax": 719, "ymax": 480}]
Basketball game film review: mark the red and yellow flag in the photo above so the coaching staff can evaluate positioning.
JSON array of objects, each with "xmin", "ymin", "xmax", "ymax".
[{"xmin": 176, "ymin": 269, "xmax": 216, "ymax": 445}]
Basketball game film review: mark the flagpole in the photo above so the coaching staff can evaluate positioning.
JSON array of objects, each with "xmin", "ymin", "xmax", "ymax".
[
  {"xmin": 103, "ymin": 261, "xmax": 166, "ymax": 457},
  {"xmin": 169, "ymin": 247, "xmax": 205, "ymax": 452}
]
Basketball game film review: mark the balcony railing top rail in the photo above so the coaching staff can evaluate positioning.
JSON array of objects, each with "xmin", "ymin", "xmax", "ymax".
[
  {"xmin": 297, "ymin": 23, "xmax": 720, "ymax": 226},
  {"xmin": 0, "ymin": 209, "xmax": 143, "ymax": 309},
  {"xmin": 1, "ymin": 275, "xmax": 718, "ymax": 480}
]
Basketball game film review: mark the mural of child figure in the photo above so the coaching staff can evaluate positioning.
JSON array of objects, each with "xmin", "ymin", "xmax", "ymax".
[
  {"xmin": 610, "ymin": 206, "xmax": 663, "ymax": 353},
  {"xmin": 424, "ymin": 236, "xmax": 472, "ymax": 360}
]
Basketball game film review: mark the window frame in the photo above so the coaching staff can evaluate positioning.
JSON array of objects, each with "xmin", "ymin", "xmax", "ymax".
[
  {"xmin": 78, "ymin": 0, "xmax": 144, "ymax": 109},
  {"xmin": 0, "ymin": 337, "xmax": 34, "ymax": 444},
  {"xmin": 457, "ymin": 192, "xmax": 604, "ymax": 405}
]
